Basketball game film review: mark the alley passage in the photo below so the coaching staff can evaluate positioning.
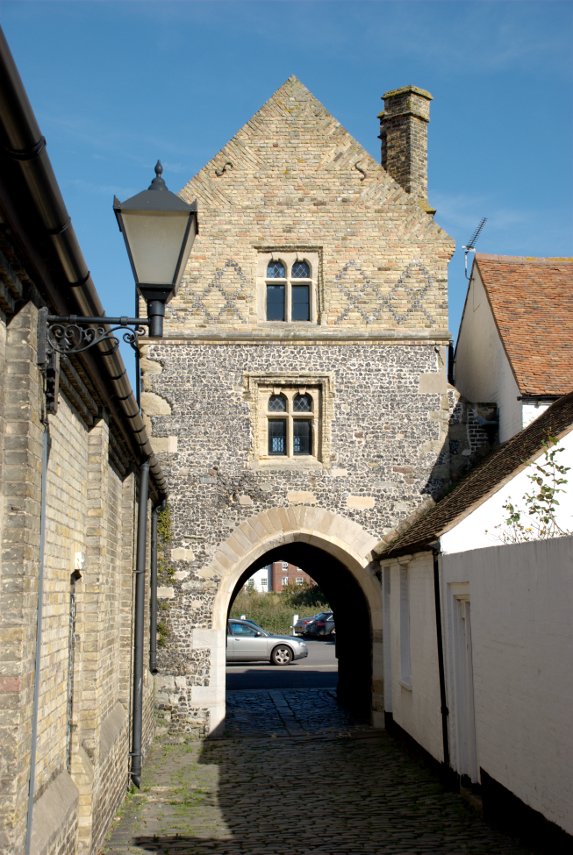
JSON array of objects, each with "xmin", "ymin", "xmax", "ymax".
[{"xmin": 104, "ymin": 690, "xmax": 539, "ymax": 855}]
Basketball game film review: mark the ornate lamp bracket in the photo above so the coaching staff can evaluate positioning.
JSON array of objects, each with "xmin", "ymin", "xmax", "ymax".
[{"xmin": 37, "ymin": 307, "xmax": 149, "ymax": 414}]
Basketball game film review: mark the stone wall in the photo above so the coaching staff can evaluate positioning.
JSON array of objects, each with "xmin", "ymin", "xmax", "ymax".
[
  {"xmin": 139, "ymin": 78, "xmax": 471, "ymax": 735},
  {"xmin": 144, "ymin": 336, "xmax": 455, "ymax": 736}
]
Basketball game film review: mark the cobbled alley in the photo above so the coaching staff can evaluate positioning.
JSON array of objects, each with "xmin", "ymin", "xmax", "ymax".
[{"xmin": 102, "ymin": 690, "xmax": 542, "ymax": 855}]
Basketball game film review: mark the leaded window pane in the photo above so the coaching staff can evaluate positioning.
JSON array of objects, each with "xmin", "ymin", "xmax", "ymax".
[
  {"xmin": 268, "ymin": 394, "xmax": 287, "ymax": 412},
  {"xmin": 267, "ymin": 260, "xmax": 286, "ymax": 278},
  {"xmin": 292, "ymin": 260, "xmax": 310, "ymax": 278},
  {"xmin": 292, "ymin": 284, "xmax": 310, "ymax": 321},
  {"xmin": 266, "ymin": 284, "xmax": 285, "ymax": 321},
  {"xmin": 293, "ymin": 420, "xmax": 312, "ymax": 455},
  {"xmin": 268, "ymin": 420, "xmax": 287, "ymax": 455},
  {"xmin": 293, "ymin": 393, "xmax": 312, "ymax": 412}
]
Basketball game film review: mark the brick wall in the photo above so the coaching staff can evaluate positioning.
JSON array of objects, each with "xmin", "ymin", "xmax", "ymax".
[
  {"xmin": 380, "ymin": 86, "xmax": 432, "ymax": 207},
  {"xmin": 0, "ymin": 304, "xmax": 45, "ymax": 853},
  {"xmin": 268, "ymin": 561, "xmax": 314, "ymax": 591},
  {"xmin": 0, "ymin": 299, "xmax": 154, "ymax": 854},
  {"xmin": 170, "ymin": 77, "xmax": 451, "ymax": 337}
]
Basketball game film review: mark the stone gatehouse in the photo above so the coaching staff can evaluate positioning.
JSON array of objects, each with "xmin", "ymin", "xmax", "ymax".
[{"xmin": 142, "ymin": 77, "xmax": 459, "ymax": 735}]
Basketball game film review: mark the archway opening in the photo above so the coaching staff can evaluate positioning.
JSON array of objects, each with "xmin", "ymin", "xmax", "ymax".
[{"xmin": 227, "ymin": 542, "xmax": 372, "ymax": 717}]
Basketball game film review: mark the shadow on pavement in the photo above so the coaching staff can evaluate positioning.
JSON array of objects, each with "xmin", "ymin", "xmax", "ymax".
[{"xmin": 117, "ymin": 690, "xmax": 539, "ymax": 855}]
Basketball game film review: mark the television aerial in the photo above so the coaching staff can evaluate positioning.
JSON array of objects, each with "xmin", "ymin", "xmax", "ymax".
[{"xmin": 463, "ymin": 217, "xmax": 487, "ymax": 279}]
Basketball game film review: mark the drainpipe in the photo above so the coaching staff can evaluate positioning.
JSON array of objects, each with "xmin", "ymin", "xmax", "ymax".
[
  {"xmin": 25, "ymin": 424, "xmax": 50, "ymax": 855},
  {"xmin": 149, "ymin": 499, "xmax": 166, "ymax": 674},
  {"xmin": 131, "ymin": 459, "xmax": 150, "ymax": 788},
  {"xmin": 431, "ymin": 542, "xmax": 450, "ymax": 770}
]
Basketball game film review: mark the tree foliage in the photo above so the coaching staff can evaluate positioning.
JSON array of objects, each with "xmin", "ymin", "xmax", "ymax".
[
  {"xmin": 230, "ymin": 584, "xmax": 330, "ymax": 635},
  {"xmin": 495, "ymin": 437, "xmax": 571, "ymax": 543}
]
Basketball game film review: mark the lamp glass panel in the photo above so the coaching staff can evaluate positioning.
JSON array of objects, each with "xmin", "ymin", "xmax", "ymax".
[{"xmin": 120, "ymin": 211, "xmax": 190, "ymax": 285}]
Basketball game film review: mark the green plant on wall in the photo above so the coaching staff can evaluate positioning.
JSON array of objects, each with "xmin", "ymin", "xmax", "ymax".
[
  {"xmin": 495, "ymin": 437, "xmax": 571, "ymax": 543},
  {"xmin": 156, "ymin": 504, "xmax": 174, "ymax": 646}
]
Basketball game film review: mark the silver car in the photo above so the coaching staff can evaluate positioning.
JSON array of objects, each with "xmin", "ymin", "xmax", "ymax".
[{"xmin": 226, "ymin": 619, "xmax": 308, "ymax": 666}]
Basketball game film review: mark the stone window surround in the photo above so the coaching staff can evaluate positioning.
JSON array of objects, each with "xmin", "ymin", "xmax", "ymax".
[
  {"xmin": 255, "ymin": 247, "xmax": 322, "ymax": 324},
  {"xmin": 244, "ymin": 371, "xmax": 334, "ymax": 469}
]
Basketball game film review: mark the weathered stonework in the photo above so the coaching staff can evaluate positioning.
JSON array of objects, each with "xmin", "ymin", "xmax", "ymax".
[{"xmin": 140, "ymin": 77, "xmax": 464, "ymax": 735}]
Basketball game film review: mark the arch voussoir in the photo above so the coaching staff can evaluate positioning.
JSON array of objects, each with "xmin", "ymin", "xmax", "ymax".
[{"xmin": 209, "ymin": 505, "xmax": 379, "ymax": 592}]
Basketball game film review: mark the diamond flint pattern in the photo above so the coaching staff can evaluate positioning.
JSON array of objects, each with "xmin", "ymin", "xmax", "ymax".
[
  {"xmin": 333, "ymin": 260, "xmax": 435, "ymax": 326},
  {"xmin": 197, "ymin": 259, "xmax": 249, "ymax": 324},
  {"xmin": 383, "ymin": 261, "xmax": 435, "ymax": 325}
]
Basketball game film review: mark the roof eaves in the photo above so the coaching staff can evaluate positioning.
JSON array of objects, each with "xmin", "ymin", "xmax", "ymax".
[{"xmin": 376, "ymin": 391, "xmax": 573, "ymax": 560}]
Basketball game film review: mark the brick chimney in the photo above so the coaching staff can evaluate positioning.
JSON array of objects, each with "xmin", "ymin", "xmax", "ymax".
[{"xmin": 379, "ymin": 86, "xmax": 434, "ymax": 213}]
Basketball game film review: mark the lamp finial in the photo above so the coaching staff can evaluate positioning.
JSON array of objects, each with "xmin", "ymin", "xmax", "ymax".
[{"xmin": 149, "ymin": 160, "xmax": 166, "ymax": 191}]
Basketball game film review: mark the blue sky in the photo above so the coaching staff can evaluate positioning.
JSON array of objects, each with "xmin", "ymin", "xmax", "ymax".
[{"xmin": 2, "ymin": 0, "xmax": 572, "ymax": 376}]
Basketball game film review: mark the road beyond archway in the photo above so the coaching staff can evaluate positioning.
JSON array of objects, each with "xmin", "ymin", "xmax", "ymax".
[{"xmin": 226, "ymin": 637, "xmax": 337, "ymax": 690}]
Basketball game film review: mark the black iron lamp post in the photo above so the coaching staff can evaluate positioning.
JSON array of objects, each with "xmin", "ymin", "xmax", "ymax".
[{"xmin": 38, "ymin": 162, "xmax": 197, "ymax": 412}]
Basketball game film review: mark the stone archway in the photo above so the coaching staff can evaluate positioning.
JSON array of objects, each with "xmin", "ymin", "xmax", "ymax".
[{"xmin": 192, "ymin": 506, "xmax": 382, "ymax": 735}]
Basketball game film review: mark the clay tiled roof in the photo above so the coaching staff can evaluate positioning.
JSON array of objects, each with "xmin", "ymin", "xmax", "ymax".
[
  {"xmin": 376, "ymin": 390, "xmax": 573, "ymax": 559},
  {"xmin": 475, "ymin": 254, "xmax": 573, "ymax": 397}
]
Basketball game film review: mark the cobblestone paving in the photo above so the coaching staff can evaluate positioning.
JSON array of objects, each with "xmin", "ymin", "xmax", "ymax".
[{"xmin": 103, "ymin": 690, "xmax": 540, "ymax": 855}]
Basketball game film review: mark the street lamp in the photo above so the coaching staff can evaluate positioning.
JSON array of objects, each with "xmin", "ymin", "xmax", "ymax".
[
  {"xmin": 38, "ymin": 162, "xmax": 197, "ymax": 412},
  {"xmin": 113, "ymin": 160, "xmax": 198, "ymax": 337}
]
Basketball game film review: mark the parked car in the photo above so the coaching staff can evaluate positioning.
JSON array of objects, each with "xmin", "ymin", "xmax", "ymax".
[
  {"xmin": 294, "ymin": 611, "xmax": 335, "ymax": 637},
  {"xmin": 293, "ymin": 613, "xmax": 319, "ymax": 635},
  {"xmin": 226, "ymin": 618, "xmax": 308, "ymax": 665}
]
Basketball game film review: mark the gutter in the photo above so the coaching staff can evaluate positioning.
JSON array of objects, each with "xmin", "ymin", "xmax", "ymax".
[
  {"xmin": 430, "ymin": 541, "xmax": 450, "ymax": 771},
  {"xmin": 0, "ymin": 27, "xmax": 166, "ymax": 501},
  {"xmin": 130, "ymin": 460, "xmax": 150, "ymax": 788}
]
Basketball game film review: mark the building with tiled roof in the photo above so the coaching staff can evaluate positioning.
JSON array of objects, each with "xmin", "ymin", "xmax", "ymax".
[{"xmin": 454, "ymin": 254, "xmax": 573, "ymax": 441}]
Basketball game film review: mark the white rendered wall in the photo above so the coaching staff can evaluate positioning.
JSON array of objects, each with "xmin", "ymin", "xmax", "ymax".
[
  {"xmin": 522, "ymin": 400, "xmax": 551, "ymax": 430},
  {"xmin": 384, "ymin": 554, "xmax": 443, "ymax": 762},
  {"xmin": 441, "ymin": 428, "xmax": 573, "ymax": 554},
  {"xmin": 442, "ymin": 538, "xmax": 573, "ymax": 836},
  {"xmin": 454, "ymin": 269, "xmax": 523, "ymax": 442},
  {"xmin": 247, "ymin": 566, "xmax": 271, "ymax": 592}
]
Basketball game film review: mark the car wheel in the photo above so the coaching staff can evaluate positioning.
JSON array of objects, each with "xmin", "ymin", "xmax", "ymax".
[{"xmin": 271, "ymin": 645, "xmax": 293, "ymax": 665}]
